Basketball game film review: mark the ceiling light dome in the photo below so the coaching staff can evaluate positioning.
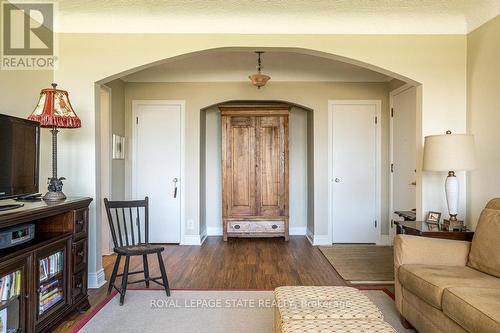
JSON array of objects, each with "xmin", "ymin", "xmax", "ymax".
[{"xmin": 249, "ymin": 51, "xmax": 270, "ymax": 88}]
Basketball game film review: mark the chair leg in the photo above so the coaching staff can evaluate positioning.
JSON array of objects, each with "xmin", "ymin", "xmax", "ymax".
[
  {"xmin": 120, "ymin": 256, "xmax": 130, "ymax": 305},
  {"xmin": 143, "ymin": 254, "xmax": 150, "ymax": 288},
  {"xmin": 156, "ymin": 251, "xmax": 170, "ymax": 297},
  {"xmin": 108, "ymin": 254, "xmax": 122, "ymax": 295}
]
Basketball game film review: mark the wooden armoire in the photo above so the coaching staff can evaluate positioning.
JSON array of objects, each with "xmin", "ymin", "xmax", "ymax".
[{"xmin": 221, "ymin": 106, "xmax": 289, "ymax": 241}]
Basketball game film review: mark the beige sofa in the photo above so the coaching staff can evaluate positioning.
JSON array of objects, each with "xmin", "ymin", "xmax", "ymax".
[{"xmin": 394, "ymin": 198, "xmax": 500, "ymax": 333}]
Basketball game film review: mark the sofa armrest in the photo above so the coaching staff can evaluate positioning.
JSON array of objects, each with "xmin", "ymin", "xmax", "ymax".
[{"xmin": 394, "ymin": 235, "xmax": 471, "ymax": 268}]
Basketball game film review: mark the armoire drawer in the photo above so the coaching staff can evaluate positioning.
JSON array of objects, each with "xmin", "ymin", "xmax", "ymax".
[{"xmin": 227, "ymin": 220, "xmax": 285, "ymax": 233}]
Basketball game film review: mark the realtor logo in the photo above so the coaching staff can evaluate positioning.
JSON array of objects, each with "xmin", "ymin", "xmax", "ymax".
[{"xmin": 1, "ymin": 1, "xmax": 56, "ymax": 69}]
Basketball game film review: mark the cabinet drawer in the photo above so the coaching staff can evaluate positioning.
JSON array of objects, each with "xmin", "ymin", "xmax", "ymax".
[
  {"xmin": 71, "ymin": 271, "xmax": 87, "ymax": 303},
  {"xmin": 73, "ymin": 208, "xmax": 88, "ymax": 240},
  {"xmin": 72, "ymin": 239, "xmax": 87, "ymax": 274},
  {"xmin": 227, "ymin": 220, "xmax": 285, "ymax": 233}
]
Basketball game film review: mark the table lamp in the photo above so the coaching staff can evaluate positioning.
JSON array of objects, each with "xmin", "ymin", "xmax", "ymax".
[
  {"xmin": 28, "ymin": 83, "xmax": 81, "ymax": 201},
  {"xmin": 423, "ymin": 131, "xmax": 475, "ymax": 229}
]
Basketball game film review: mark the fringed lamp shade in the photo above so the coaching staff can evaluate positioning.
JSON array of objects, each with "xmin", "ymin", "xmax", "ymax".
[{"xmin": 28, "ymin": 85, "xmax": 81, "ymax": 128}]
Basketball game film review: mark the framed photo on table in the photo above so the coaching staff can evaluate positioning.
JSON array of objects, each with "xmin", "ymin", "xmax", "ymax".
[{"xmin": 426, "ymin": 211, "xmax": 442, "ymax": 231}]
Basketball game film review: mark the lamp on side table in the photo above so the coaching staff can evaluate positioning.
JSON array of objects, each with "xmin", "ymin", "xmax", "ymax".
[{"xmin": 423, "ymin": 131, "xmax": 476, "ymax": 231}]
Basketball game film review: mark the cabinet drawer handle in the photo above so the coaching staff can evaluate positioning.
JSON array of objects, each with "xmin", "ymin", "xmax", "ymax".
[
  {"xmin": 271, "ymin": 224, "xmax": 278, "ymax": 229},
  {"xmin": 234, "ymin": 224, "xmax": 240, "ymax": 230},
  {"xmin": 77, "ymin": 251, "xmax": 84, "ymax": 257},
  {"xmin": 76, "ymin": 220, "xmax": 84, "ymax": 225}
]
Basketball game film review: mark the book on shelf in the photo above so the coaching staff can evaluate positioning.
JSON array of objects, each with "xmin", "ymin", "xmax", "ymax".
[
  {"xmin": 0, "ymin": 271, "xmax": 21, "ymax": 302},
  {"xmin": 39, "ymin": 291, "xmax": 63, "ymax": 314},
  {"xmin": 39, "ymin": 251, "xmax": 63, "ymax": 282}
]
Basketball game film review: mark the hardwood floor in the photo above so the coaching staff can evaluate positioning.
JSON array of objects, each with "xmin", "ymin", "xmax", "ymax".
[{"xmin": 54, "ymin": 236, "xmax": 390, "ymax": 332}]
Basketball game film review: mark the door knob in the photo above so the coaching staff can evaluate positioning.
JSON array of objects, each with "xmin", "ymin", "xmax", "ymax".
[{"xmin": 334, "ymin": 178, "xmax": 341, "ymax": 183}]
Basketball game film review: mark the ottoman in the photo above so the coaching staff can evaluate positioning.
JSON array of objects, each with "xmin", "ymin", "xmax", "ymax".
[
  {"xmin": 281, "ymin": 319, "xmax": 397, "ymax": 333},
  {"xmin": 274, "ymin": 286, "xmax": 390, "ymax": 333}
]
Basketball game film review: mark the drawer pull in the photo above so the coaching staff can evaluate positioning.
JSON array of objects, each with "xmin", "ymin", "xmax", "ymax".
[
  {"xmin": 76, "ymin": 220, "xmax": 84, "ymax": 225},
  {"xmin": 234, "ymin": 224, "xmax": 240, "ymax": 230},
  {"xmin": 77, "ymin": 251, "xmax": 84, "ymax": 257},
  {"xmin": 272, "ymin": 224, "xmax": 278, "ymax": 229}
]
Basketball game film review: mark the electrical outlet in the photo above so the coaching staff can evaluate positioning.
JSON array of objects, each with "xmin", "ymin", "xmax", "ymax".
[{"xmin": 187, "ymin": 219, "xmax": 194, "ymax": 230}]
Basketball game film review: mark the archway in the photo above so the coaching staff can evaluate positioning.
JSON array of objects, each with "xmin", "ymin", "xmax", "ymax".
[
  {"xmin": 199, "ymin": 100, "xmax": 314, "ymax": 240},
  {"xmin": 88, "ymin": 45, "xmax": 428, "ymax": 288}
]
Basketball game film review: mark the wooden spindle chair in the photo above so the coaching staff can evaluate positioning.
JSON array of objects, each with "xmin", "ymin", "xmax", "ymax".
[{"xmin": 104, "ymin": 197, "xmax": 170, "ymax": 305}]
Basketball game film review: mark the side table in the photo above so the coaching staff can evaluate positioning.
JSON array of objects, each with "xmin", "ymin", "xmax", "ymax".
[{"xmin": 395, "ymin": 221, "xmax": 474, "ymax": 242}]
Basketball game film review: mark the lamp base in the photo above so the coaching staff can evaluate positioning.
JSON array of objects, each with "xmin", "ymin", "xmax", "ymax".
[
  {"xmin": 442, "ymin": 218, "xmax": 464, "ymax": 232},
  {"xmin": 43, "ymin": 191, "xmax": 66, "ymax": 201},
  {"xmin": 43, "ymin": 177, "xmax": 67, "ymax": 201}
]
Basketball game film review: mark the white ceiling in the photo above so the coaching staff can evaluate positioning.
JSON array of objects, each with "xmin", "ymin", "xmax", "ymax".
[
  {"xmin": 56, "ymin": 0, "xmax": 500, "ymax": 34},
  {"xmin": 121, "ymin": 51, "xmax": 392, "ymax": 82}
]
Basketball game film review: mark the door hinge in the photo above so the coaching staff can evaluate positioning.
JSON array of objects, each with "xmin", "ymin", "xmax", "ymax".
[
  {"xmin": 136, "ymin": 117, "xmax": 138, "ymax": 124},
  {"xmin": 375, "ymin": 116, "xmax": 378, "ymax": 124},
  {"xmin": 391, "ymin": 108, "xmax": 394, "ymax": 117},
  {"xmin": 390, "ymin": 163, "xmax": 394, "ymax": 173},
  {"xmin": 374, "ymin": 220, "xmax": 378, "ymax": 228}
]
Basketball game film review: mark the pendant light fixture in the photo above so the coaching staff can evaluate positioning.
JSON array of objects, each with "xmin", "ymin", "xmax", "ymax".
[{"xmin": 248, "ymin": 51, "xmax": 271, "ymax": 88}]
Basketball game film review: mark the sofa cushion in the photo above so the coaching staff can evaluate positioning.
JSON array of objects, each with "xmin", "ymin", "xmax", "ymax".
[
  {"xmin": 468, "ymin": 203, "xmax": 500, "ymax": 277},
  {"xmin": 398, "ymin": 264, "xmax": 500, "ymax": 309},
  {"xmin": 443, "ymin": 287, "xmax": 500, "ymax": 333}
]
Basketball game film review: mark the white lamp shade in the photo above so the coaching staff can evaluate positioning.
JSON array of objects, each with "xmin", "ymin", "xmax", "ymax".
[{"xmin": 423, "ymin": 133, "xmax": 476, "ymax": 171}]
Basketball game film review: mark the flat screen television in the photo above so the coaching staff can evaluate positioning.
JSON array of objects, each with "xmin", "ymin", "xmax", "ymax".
[{"xmin": 0, "ymin": 114, "xmax": 40, "ymax": 199}]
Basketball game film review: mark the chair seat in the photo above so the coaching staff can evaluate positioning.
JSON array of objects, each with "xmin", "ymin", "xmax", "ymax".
[{"xmin": 114, "ymin": 244, "xmax": 164, "ymax": 255}]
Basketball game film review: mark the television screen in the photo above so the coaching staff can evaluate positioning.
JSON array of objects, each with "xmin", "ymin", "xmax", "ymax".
[{"xmin": 0, "ymin": 114, "xmax": 40, "ymax": 199}]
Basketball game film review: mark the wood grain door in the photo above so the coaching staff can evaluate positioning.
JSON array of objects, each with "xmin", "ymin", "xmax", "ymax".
[
  {"xmin": 222, "ymin": 116, "xmax": 257, "ymax": 216},
  {"xmin": 256, "ymin": 116, "xmax": 288, "ymax": 217}
]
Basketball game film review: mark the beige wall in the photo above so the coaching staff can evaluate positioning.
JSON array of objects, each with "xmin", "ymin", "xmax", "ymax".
[
  {"xmin": 467, "ymin": 15, "xmax": 500, "ymax": 227},
  {"xmin": 0, "ymin": 70, "xmax": 53, "ymax": 191},
  {"xmin": 105, "ymin": 79, "xmax": 126, "ymax": 200},
  {"xmin": 51, "ymin": 33, "xmax": 466, "ymax": 276}
]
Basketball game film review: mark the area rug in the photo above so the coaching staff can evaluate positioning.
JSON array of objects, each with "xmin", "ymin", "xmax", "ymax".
[
  {"xmin": 319, "ymin": 245, "xmax": 394, "ymax": 284},
  {"xmin": 71, "ymin": 289, "xmax": 413, "ymax": 333}
]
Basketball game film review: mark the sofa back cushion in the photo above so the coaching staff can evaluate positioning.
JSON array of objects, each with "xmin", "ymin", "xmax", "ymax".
[{"xmin": 467, "ymin": 198, "xmax": 500, "ymax": 277}]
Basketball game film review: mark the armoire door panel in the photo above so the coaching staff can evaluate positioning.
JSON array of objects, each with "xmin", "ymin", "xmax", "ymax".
[
  {"xmin": 222, "ymin": 116, "xmax": 256, "ymax": 216},
  {"xmin": 257, "ymin": 116, "xmax": 287, "ymax": 216}
]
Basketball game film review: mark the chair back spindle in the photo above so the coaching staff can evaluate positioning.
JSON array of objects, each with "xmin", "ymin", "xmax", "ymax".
[{"xmin": 104, "ymin": 197, "xmax": 150, "ymax": 248}]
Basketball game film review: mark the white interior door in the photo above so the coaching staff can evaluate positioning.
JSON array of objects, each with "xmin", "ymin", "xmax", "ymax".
[
  {"xmin": 331, "ymin": 102, "xmax": 379, "ymax": 244},
  {"xmin": 133, "ymin": 102, "xmax": 182, "ymax": 243},
  {"xmin": 391, "ymin": 87, "xmax": 417, "ymax": 229}
]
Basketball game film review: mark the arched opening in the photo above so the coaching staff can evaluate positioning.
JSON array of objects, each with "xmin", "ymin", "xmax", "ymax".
[
  {"xmin": 200, "ymin": 100, "xmax": 314, "ymax": 239},
  {"xmin": 95, "ymin": 46, "xmax": 421, "ymax": 261}
]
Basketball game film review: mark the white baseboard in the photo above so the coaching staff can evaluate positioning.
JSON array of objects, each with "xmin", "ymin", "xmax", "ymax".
[
  {"xmin": 289, "ymin": 227, "xmax": 307, "ymax": 235},
  {"xmin": 181, "ymin": 234, "xmax": 204, "ymax": 245},
  {"xmin": 378, "ymin": 234, "xmax": 393, "ymax": 245},
  {"xmin": 206, "ymin": 227, "xmax": 223, "ymax": 236},
  {"xmin": 88, "ymin": 268, "xmax": 106, "ymax": 289},
  {"xmin": 306, "ymin": 230, "xmax": 331, "ymax": 246}
]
